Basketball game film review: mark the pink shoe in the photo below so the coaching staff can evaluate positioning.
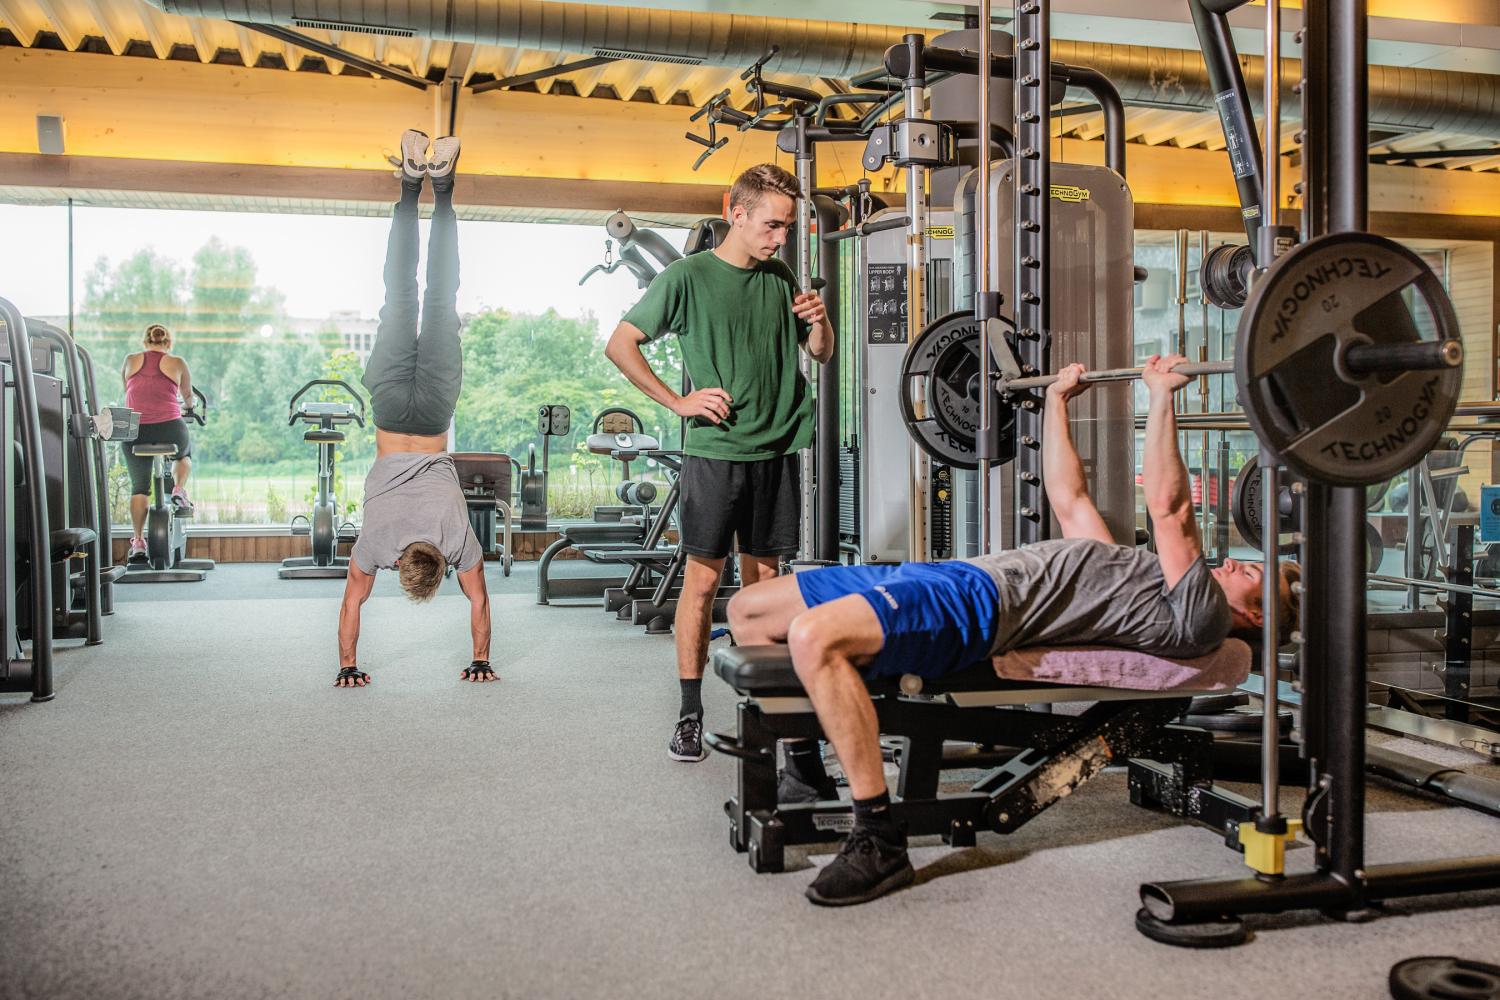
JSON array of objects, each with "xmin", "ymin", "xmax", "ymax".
[
  {"xmin": 128, "ymin": 538, "xmax": 147, "ymax": 563},
  {"xmin": 170, "ymin": 486, "xmax": 193, "ymax": 514}
]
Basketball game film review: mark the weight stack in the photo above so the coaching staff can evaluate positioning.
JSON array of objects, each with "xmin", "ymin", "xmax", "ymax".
[{"xmin": 839, "ymin": 445, "xmax": 861, "ymax": 544}]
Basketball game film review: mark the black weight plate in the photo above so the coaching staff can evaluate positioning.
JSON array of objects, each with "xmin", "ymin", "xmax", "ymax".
[
  {"xmin": 1134, "ymin": 909, "xmax": 1248, "ymax": 949},
  {"xmin": 1237, "ymin": 233, "xmax": 1463, "ymax": 487},
  {"xmin": 1390, "ymin": 956, "xmax": 1500, "ymax": 1000},
  {"xmin": 898, "ymin": 311, "xmax": 1015, "ymax": 470},
  {"xmin": 1231, "ymin": 455, "xmax": 1298, "ymax": 554}
]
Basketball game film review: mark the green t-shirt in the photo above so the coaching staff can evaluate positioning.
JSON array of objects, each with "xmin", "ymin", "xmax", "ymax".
[{"xmin": 622, "ymin": 251, "xmax": 813, "ymax": 461}]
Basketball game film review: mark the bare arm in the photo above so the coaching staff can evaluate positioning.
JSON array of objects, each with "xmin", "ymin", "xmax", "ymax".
[
  {"xmin": 603, "ymin": 321, "xmax": 731, "ymax": 424},
  {"xmin": 1042, "ymin": 365, "xmax": 1113, "ymax": 543},
  {"xmin": 169, "ymin": 357, "xmax": 194, "ymax": 411},
  {"xmin": 456, "ymin": 564, "xmax": 491, "ymax": 662},
  {"xmin": 1140, "ymin": 354, "xmax": 1203, "ymax": 588},
  {"xmin": 338, "ymin": 563, "xmax": 377, "ymax": 667},
  {"xmin": 792, "ymin": 292, "xmax": 835, "ymax": 364}
]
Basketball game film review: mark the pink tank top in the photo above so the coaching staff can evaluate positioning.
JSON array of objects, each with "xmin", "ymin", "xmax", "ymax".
[{"xmin": 125, "ymin": 352, "xmax": 183, "ymax": 424}]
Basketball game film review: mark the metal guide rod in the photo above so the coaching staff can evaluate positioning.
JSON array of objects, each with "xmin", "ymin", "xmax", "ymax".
[
  {"xmin": 1259, "ymin": 0, "xmax": 1285, "ymax": 831},
  {"xmin": 1013, "ymin": 0, "xmax": 1051, "ymax": 548},
  {"xmin": 1000, "ymin": 339, "xmax": 1462, "ymax": 392},
  {"xmin": 1259, "ymin": 450, "xmax": 1282, "ymax": 821},
  {"xmin": 1265, "ymin": 0, "xmax": 1282, "ymax": 228},
  {"xmin": 1369, "ymin": 573, "xmax": 1500, "ymax": 600},
  {"xmin": 976, "ymin": 0, "xmax": 995, "ymax": 554},
  {"xmin": 1198, "ymin": 230, "xmax": 1212, "ymax": 550},
  {"xmin": 795, "ymin": 119, "xmax": 815, "ymax": 561},
  {"xmin": 903, "ymin": 35, "xmax": 931, "ymax": 563}
]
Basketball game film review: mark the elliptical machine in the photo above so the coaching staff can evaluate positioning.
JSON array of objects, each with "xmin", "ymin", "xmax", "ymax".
[
  {"xmin": 119, "ymin": 388, "xmax": 214, "ymax": 584},
  {"xmin": 279, "ymin": 379, "xmax": 366, "ymax": 580}
]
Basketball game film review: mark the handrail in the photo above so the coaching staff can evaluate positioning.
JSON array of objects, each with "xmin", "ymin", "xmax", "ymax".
[
  {"xmin": 286, "ymin": 379, "xmax": 366, "ymax": 426},
  {"xmin": 1, "ymin": 298, "xmax": 54, "ymax": 700},
  {"xmin": 26, "ymin": 321, "xmax": 102, "ymax": 645}
]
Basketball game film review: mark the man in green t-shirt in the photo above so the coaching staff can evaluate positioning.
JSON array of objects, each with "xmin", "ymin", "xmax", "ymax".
[{"xmin": 605, "ymin": 163, "xmax": 836, "ymax": 762}]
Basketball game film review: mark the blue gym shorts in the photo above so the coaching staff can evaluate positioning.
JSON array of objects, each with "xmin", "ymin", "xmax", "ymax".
[{"xmin": 794, "ymin": 562, "xmax": 1000, "ymax": 681}]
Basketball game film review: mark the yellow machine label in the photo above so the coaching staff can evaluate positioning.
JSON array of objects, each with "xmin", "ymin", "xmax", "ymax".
[
  {"xmin": 926, "ymin": 226, "xmax": 955, "ymax": 239},
  {"xmin": 1050, "ymin": 185, "xmax": 1091, "ymax": 204}
]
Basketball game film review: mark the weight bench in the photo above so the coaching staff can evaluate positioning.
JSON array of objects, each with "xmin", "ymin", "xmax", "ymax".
[{"xmin": 706, "ymin": 640, "xmax": 1259, "ymax": 873}]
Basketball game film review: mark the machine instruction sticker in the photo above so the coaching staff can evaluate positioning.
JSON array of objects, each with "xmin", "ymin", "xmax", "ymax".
[
  {"xmin": 866, "ymin": 262, "xmax": 908, "ymax": 344},
  {"xmin": 1482, "ymin": 485, "xmax": 1500, "ymax": 543},
  {"xmin": 1215, "ymin": 88, "xmax": 1256, "ymax": 180}
]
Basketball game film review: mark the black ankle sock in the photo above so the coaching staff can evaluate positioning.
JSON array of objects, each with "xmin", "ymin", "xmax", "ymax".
[
  {"xmin": 852, "ymin": 791, "xmax": 899, "ymax": 838},
  {"xmin": 399, "ymin": 181, "xmax": 422, "ymax": 206},
  {"xmin": 679, "ymin": 679, "xmax": 703, "ymax": 720},
  {"xmin": 783, "ymin": 740, "xmax": 829, "ymax": 787},
  {"xmin": 431, "ymin": 177, "xmax": 454, "ymax": 197}
]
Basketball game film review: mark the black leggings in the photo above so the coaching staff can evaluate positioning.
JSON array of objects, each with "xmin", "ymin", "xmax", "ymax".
[
  {"xmin": 123, "ymin": 418, "xmax": 191, "ymax": 496},
  {"xmin": 360, "ymin": 185, "xmax": 463, "ymax": 435}
]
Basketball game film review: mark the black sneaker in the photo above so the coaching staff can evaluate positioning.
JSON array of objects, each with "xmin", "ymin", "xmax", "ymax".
[
  {"xmin": 778, "ymin": 769, "xmax": 839, "ymax": 804},
  {"xmin": 805, "ymin": 828, "xmax": 914, "ymax": 907},
  {"xmin": 669, "ymin": 715, "xmax": 706, "ymax": 762}
]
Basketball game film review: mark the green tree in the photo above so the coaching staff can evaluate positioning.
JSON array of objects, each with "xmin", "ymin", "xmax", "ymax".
[{"xmin": 454, "ymin": 308, "xmax": 681, "ymax": 471}]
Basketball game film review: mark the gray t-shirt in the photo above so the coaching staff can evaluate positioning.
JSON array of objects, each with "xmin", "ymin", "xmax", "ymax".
[
  {"xmin": 351, "ymin": 452, "xmax": 483, "ymax": 575},
  {"xmin": 964, "ymin": 538, "xmax": 1231, "ymax": 657}
]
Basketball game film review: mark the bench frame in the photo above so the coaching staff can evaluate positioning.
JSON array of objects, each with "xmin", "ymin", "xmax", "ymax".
[{"xmin": 709, "ymin": 663, "xmax": 1261, "ymax": 873}]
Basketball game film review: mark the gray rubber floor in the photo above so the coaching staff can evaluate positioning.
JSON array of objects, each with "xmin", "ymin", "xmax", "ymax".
[{"xmin": 2, "ymin": 563, "xmax": 1498, "ymax": 1000}]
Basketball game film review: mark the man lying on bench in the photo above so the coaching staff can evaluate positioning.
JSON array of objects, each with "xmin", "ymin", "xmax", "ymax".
[{"xmin": 727, "ymin": 354, "xmax": 1300, "ymax": 906}]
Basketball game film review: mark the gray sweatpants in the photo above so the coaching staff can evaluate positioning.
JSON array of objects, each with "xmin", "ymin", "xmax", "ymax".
[{"xmin": 362, "ymin": 187, "xmax": 463, "ymax": 435}]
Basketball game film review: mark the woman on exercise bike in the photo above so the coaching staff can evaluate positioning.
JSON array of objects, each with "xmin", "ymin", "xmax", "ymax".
[{"xmin": 121, "ymin": 323, "xmax": 196, "ymax": 563}]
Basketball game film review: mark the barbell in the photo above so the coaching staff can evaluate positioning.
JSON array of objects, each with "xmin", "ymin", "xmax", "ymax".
[
  {"xmin": 997, "ymin": 339, "xmax": 1461, "ymax": 394},
  {"xmin": 898, "ymin": 232, "xmax": 1467, "ymax": 488}
]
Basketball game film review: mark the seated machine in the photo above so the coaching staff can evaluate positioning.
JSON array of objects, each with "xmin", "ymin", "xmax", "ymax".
[
  {"xmin": 707, "ymin": 642, "xmax": 1257, "ymax": 874},
  {"xmin": 452, "ymin": 452, "xmax": 515, "ymax": 576},
  {"xmin": 119, "ymin": 388, "xmax": 214, "ymax": 584},
  {"xmin": 279, "ymin": 379, "xmax": 365, "ymax": 580}
]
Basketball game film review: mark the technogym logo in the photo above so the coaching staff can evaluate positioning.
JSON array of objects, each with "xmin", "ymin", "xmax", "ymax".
[{"xmin": 1050, "ymin": 185, "xmax": 1091, "ymax": 204}]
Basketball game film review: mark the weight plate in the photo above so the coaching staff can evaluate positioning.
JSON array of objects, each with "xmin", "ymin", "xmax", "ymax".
[
  {"xmin": 898, "ymin": 310, "xmax": 1016, "ymax": 470},
  {"xmin": 1237, "ymin": 233, "xmax": 1463, "ymax": 487},
  {"xmin": 1230, "ymin": 455, "xmax": 1299, "ymax": 554},
  {"xmin": 1389, "ymin": 956, "xmax": 1500, "ymax": 1000}
]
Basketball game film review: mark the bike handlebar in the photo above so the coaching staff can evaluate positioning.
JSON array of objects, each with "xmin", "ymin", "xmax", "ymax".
[{"xmin": 286, "ymin": 379, "xmax": 367, "ymax": 427}]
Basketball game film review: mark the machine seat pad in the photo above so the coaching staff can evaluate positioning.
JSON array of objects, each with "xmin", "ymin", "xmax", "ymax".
[
  {"xmin": 586, "ymin": 431, "xmax": 660, "ymax": 456},
  {"xmin": 561, "ymin": 523, "xmax": 644, "ymax": 544},
  {"xmin": 713, "ymin": 639, "xmax": 1252, "ymax": 698},
  {"xmin": 49, "ymin": 527, "xmax": 97, "ymax": 562},
  {"xmin": 994, "ymin": 639, "xmax": 1251, "ymax": 691},
  {"xmin": 131, "ymin": 442, "xmax": 179, "ymax": 457},
  {"xmin": 303, "ymin": 429, "xmax": 346, "ymax": 444}
]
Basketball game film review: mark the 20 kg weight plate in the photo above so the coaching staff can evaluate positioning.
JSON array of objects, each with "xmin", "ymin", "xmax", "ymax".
[
  {"xmin": 1230, "ymin": 455, "xmax": 1299, "ymax": 555},
  {"xmin": 898, "ymin": 311, "xmax": 1016, "ymax": 470},
  {"xmin": 1237, "ymin": 233, "xmax": 1463, "ymax": 487}
]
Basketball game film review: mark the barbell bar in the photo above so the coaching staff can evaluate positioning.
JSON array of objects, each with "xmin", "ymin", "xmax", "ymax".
[{"xmin": 998, "ymin": 338, "xmax": 1463, "ymax": 394}]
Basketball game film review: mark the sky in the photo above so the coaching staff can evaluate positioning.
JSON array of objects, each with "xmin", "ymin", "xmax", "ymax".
[{"xmin": 0, "ymin": 203, "xmax": 689, "ymax": 338}]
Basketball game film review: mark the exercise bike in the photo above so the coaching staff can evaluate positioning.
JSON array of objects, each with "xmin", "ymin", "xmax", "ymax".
[
  {"xmin": 118, "ymin": 388, "xmax": 215, "ymax": 584},
  {"xmin": 279, "ymin": 379, "xmax": 366, "ymax": 580}
]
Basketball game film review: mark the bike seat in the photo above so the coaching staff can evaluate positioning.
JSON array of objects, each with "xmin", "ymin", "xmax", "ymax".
[
  {"xmin": 131, "ymin": 443, "xmax": 179, "ymax": 457},
  {"xmin": 303, "ymin": 429, "xmax": 346, "ymax": 444}
]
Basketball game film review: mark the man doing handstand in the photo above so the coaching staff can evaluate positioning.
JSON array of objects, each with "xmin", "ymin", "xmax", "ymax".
[
  {"xmin": 728, "ymin": 354, "xmax": 1300, "ymax": 905},
  {"xmin": 335, "ymin": 129, "xmax": 492, "ymax": 689}
]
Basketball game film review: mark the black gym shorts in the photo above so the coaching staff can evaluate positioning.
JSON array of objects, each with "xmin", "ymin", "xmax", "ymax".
[
  {"xmin": 678, "ymin": 454, "xmax": 801, "ymax": 560},
  {"xmin": 123, "ymin": 418, "xmax": 192, "ymax": 496}
]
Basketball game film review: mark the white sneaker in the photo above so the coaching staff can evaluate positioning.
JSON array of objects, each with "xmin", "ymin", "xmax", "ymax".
[
  {"xmin": 427, "ymin": 135, "xmax": 461, "ymax": 183},
  {"xmin": 399, "ymin": 129, "xmax": 430, "ymax": 184}
]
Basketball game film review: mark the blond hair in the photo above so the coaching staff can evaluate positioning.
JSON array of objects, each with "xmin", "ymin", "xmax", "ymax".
[
  {"xmin": 727, "ymin": 163, "xmax": 802, "ymax": 214},
  {"xmin": 398, "ymin": 541, "xmax": 446, "ymax": 603},
  {"xmin": 143, "ymin": 324, "xmax": 172, "ymax": 348}
]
